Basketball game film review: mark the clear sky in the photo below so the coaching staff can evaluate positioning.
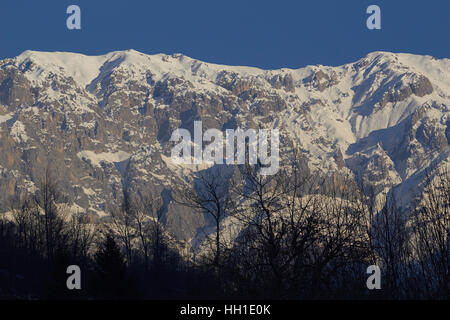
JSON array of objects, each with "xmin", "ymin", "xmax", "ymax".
[{"xmin": 0, "ymin": 0, "xmax": 448, "ymax": 69}]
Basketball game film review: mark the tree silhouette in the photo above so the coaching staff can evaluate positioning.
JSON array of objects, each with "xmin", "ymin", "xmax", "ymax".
[{"xmin": 93, "ymin": 233, "xmax": 128, "ymax": 299}]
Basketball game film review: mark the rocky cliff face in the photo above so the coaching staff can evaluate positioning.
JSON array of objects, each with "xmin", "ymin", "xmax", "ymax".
[{"xmin": 0, "ymin": 50, "xmax": 448, "ymax": 242}]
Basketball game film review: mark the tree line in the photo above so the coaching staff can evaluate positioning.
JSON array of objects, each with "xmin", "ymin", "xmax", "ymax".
[{"xmin": 0, "ymin": 158, "xmax": 449, "ymax": 299}]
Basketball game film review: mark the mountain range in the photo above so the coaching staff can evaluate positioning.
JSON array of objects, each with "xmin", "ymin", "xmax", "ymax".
[{"xmin": 0, "ymin": 49, "xmax": 448, "ymax": 244}]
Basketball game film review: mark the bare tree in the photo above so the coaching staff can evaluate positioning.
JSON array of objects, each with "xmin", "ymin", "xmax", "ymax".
[
  {"xmin": 410, "ymin": 166, "xmax": 450, "ymax": 298},
  {"xmin": 109, "ymin": 196, "xmax": 136, "ymax": 266},
  {"xmin": 228, "ymin": 157, "xmax": 310, "ymax": 297},
  {"xmin": 226, "ymin": 152, "xmax": 372, "ymax": 298},
  {"xmin": 66, "ymin": 211, "xmax": 96, "ymax": 263},
  {"xmin": 128, "ymin": 190, "xmax": 165, "ymax": 270},
  {"xmin": 108, "ymin": 189, "xmax": 170, "ymax": 270},
  {"xmin": 174, "ymin": 168, "xmax": 233, "ymax": 271},
  {"xmin": 33, "ymin": 165, "xmax": 68, "ymax": 263},
  {"xmin": 11, "ymin": 196, "xmax": 43, "ymax": 256}
]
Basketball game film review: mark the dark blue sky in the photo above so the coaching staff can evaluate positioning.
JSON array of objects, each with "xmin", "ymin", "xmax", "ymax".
[{"xmin": 0, "ymin": 0, "xmax": 448, "ymax": 69}]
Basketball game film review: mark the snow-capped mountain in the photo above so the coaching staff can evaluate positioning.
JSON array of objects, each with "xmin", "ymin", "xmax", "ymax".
[{"xmin": 0, "ymin": 49, "xmax": 448, "ymax": 242}]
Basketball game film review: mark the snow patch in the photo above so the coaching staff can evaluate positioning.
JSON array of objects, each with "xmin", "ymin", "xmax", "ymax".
[
  {"xmin": 77, "ymin": 150, "xmax": 131, "ymax": 167},
  {"xmin": 10, "ymin": 121, "xmax": 29, "ymax": 143}
]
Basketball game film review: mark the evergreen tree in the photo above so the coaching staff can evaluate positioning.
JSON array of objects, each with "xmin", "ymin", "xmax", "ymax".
[{"xmin": 93, "ymin": 233, "xmax": 127, "ymax": 299}]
